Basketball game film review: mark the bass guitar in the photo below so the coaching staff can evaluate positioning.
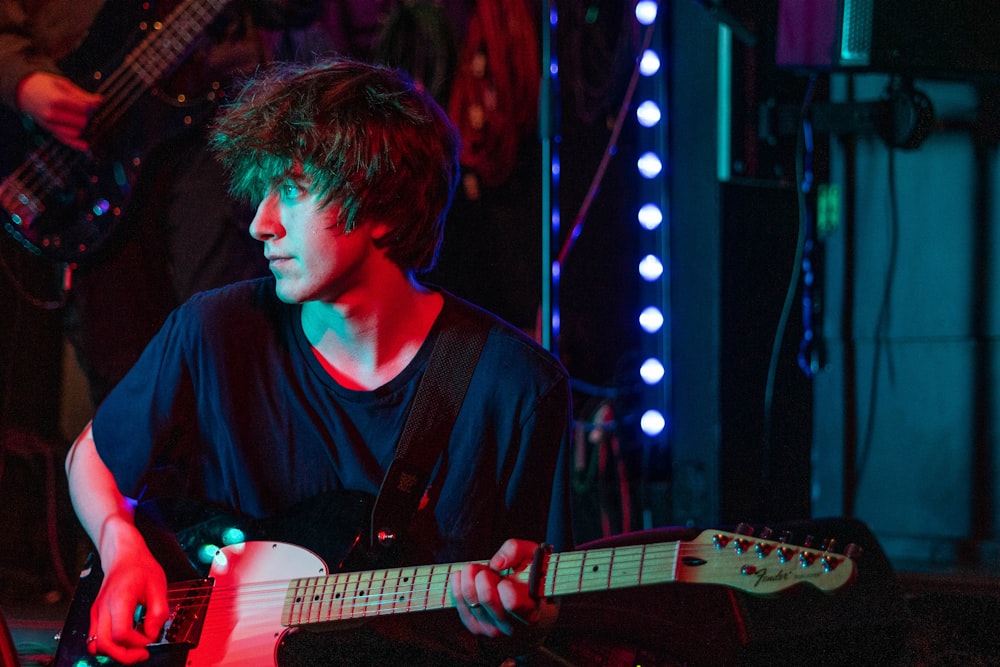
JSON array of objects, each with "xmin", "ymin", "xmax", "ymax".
[
  {"xmin": 52, "ymin": 496, "xmax": 858, "ymax": 666},
  {"xmin": 0, "ymin": 0, "xmax": 232, "ymax": 262}
]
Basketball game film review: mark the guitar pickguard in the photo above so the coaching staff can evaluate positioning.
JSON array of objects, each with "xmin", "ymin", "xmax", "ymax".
[{"xmin": 51, "ymin": 491, "xmax": 440, "ymax": 667}]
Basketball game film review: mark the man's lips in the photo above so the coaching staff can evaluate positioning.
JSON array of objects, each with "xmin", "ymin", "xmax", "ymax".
[{"xmin": 266, "ymin": 255, "xmax": 293, "ymax": 270}]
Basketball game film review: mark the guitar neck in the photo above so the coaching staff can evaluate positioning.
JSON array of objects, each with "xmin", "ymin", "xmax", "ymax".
[
  {"xmin": 87, "ymin": 0, "xmax": 231, "ymax": 136},
  {"xmin": 282, "ymin": 542, "xmax": 681, "ymax": 627},
  {"xmin": 282, "ymin": 531, "xmax": 857, "ymax": 628}
]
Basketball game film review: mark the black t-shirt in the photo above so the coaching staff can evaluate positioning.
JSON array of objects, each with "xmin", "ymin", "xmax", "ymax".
[
  {"xmin": 92, "ymin": 278, "xmax": 573, "ymax": 663},
  {"xmin": 93, "ymin": 277, "xmax": 573, "ymax": 564}
]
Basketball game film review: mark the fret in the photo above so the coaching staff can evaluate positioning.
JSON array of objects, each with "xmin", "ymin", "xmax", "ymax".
[
  {"xmin": 410, "ymin": 565, "xmax": 433, "ymax": 612},
  {"xmin": 302, "ymin": 575, "xmax": 324, "ymax": 624},
  {"xmin": 328, "ymin": 570, "xmax": 351, "ymax": 621},
  {"xmin": 429, "ymin": 564, "xmax": 455, "ymax": 611},
  {"xmin": 369, "ymin": 568, "xmax": 392, "ymax": 616},
  {"xmin": 284, "ymin": 562, "xmax": 463, "ymax": 627},
  {"xmin": 282, "ymin": 577, "xmax": 307, "ymax": 626},
  {"xmin": 313, "ymin": 573, "xmax": 336, "ymax": 623},
  {"xmin": 393, "ymin": 566, "xmax": 418, "ymax": 614},
  {"xmin": 344, "ymin": 572, "xmax": 372, "ymax": 618},
  {"xmin": 545, "ymin": 543, "xmax": 680, "ymax": 597},
  {"xmin": 546, "ymin": 550, "xmax": 582, "ymax": 596},
  {"xmin": 640, "ymin": 543, "xmax": 676, "ymax": 586}
]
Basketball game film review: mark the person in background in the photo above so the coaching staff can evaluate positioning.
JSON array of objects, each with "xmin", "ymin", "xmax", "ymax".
[
  {"xmin": 63, "ymin": 58, "xmax": 573, "ymax": 665},
  {"xmin": 0, "ymin": 0, "xmax": 320, "ymax": 405}
]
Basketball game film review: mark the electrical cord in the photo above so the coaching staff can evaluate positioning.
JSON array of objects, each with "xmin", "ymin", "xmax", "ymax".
[
  {"xmin": 762, "ymin": 76, "xmax": 816, "ymax": 484},
  {"xmin": 855, "ymin": 143, "xmax": 900, "ymax": 496}
]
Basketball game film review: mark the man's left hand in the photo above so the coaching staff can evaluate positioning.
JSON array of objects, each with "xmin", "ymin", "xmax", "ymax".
[{"xmin": 449, "ymin": 538, "xmax": 557, "ymax": 638}]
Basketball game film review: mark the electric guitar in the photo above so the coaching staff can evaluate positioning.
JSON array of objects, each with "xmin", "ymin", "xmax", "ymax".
[
  {"xmin": 52, "ymin": 496, "xmax": 859, "ymax": 666},
  {"xmin": 0, "ymin": 0, "xmax": 232, "ymax": 262}
]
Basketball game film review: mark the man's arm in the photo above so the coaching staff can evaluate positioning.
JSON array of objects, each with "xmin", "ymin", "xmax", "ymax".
[
  {"xmin": 447, "ymin": 373, "xmax": 573, "ymax": 644},
  {"xmin": 0, "ymin": 0, "xmax": 53, "ymax": 108},
  {"xmin": 65, "ymin": 422, "xmax": 169, "ymax": 665}
]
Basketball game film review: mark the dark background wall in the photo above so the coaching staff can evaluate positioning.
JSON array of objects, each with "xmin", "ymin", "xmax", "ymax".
[{"xmin": 8, "ymin": 0, "xmax": 998, "ymax": 590}]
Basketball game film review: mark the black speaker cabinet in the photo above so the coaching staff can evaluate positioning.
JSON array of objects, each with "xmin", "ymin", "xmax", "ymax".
[
  {"xmin": 536, "ymin": 518, "xmax": 911, "ymax": 666},
  {"xmin": 776, "ymin": 0, "xmax": 1000, "ymax": 80}
]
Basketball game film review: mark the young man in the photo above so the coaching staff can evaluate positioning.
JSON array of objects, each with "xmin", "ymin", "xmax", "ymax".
[{"xmin": 64, "ymin": 59, "xmax": 573, "ymax": 665}]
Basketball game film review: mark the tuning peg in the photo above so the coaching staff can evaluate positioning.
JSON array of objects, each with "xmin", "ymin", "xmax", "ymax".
[
  {"xmin": 820, "ymin": 553, "xmax": 843, "ymax": 572},
  {"xmin": 803, "ymin": 534, "xmax": 816, "ymax": 548},
  {"xmin": 844, "ymin": 543, "xmax": 864, "ymax": 560},
  {"xmin": 759, "ymin": 527, "xmax": 775, "ymax": 540},
  {"xmin": 777, "ymin": 545, "xmax": 797, "ymax": 563},
  {"xmin": 779, "ymin": 530, "xmax": 793, "ymax": 543},
  {"xmin": 821, "ymin": 538, "xmax": 837, "ymax": 552},
  {"xmin": 735, "ymin": 522, "xmax": 755, "ymax": 536}
]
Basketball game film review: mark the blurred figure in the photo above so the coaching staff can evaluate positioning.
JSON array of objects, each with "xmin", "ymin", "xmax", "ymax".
[{"xmin": 0, "ymin": 0, "xmax": 320, "ymax": 404}]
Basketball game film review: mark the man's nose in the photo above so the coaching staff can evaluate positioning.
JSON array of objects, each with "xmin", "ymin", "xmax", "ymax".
[{"xmin": 249, "ymin": 194, "xmax": 280, "ymax": 240}]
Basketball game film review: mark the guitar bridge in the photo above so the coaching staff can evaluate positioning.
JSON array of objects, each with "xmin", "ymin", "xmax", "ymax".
[
  {"xmin": 149, "ymin": 578, "xmax": 214, "ymax": 649},
  {"xmin": 1, "ymin": 175, "xmax": 44, "ymax": 227}
]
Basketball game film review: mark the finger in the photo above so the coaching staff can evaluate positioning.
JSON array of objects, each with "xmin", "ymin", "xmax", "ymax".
[
  {"xmin": 489, "ymin": 538, "xmax": 537, "ymax": 572},
  {"xmin": 135, "ymin": 572, "xmax": 169, "ymax": 644},
  {"xmin": 139, "ymin": 597, "xmax": 170, "ymax": 644},
  {"xmin": 89, "ymin": 605, "xmax": 149, "ymax": 663},
  {"xmin": 97, "ymin": 639, "xmax": 151, "ymax": 665},
  {"xmin": 50, "ymin": 76, "xmax": 103, "ymax": 106},
  {"xmin": 34, "ymin": 119, "xmax": 90, "ymax": 151},
  {"xmin": 452, "ymin": 563, "xmax": 489, "ymax": 610},
  {"xmin": 497, "ymin": 576, "xmax": 541, "ymax": 625},
  {"xmin": 45, "ymin": 107, "xmax": 92, "ymax": 133},
  {"xmin": 450, "ymin": 568, "xmax": 499, "ymax": 637},
  {"xmin": 471, "ymin": 568, "xmax": 512, "ymax": 636}
]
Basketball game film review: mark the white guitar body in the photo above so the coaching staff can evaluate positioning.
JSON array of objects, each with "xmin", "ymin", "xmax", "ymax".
[{"xmin": 184, "ymin": 542, "xmax": 327, "ymax": 666}]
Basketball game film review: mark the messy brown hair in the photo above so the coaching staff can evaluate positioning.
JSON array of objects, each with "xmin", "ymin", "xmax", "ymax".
[{"xmin": 210, "ymin": 58, "xmax": 460, "ymax": 273}]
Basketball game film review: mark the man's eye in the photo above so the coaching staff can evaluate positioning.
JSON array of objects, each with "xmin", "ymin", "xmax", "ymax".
[{"xmin": 280, "ymin": 182, "xmax": 302, "ymax": 200}]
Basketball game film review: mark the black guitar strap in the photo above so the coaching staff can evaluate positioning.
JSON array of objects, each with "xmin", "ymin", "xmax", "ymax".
[{"xmin": 370, "ymin": 307, "xmax": 488, "ymax": 548}]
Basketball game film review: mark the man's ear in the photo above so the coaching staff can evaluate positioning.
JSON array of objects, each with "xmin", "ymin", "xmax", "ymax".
[{"xmin": 370, "ymin": 221, "xmax": 393, "ymax": 244}]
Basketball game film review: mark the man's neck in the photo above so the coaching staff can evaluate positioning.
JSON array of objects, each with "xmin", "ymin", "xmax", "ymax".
[{"xmin": 301, "ymin": 280, "xmax": 444, "ymax": 391}]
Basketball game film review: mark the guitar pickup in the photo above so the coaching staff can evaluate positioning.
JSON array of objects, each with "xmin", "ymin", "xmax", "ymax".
[{"xmin": 148, "ymin": 578, "xmax": 213, "ymax": 649}]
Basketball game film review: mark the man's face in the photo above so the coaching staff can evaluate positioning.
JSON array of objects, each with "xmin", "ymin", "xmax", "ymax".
[{"xmin": 249, "ymin": 175, "xmax": 388, "ymax": 304}]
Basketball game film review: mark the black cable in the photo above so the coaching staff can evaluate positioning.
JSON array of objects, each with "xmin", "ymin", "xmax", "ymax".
[
  {"xmin": 762, "ymin": 76, "xmax": 816, "ymax": 484},
  {"xmin": 856, "ymin": 144, "xmax": 900, "ymax": 494}
]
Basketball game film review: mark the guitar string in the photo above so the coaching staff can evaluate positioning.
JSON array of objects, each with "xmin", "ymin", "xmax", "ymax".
[
  {"xmin": 172, "ymin": 552, "xmax": 681, "ymax": 628},
  {"xmin": 152, "ymin": 540, "xmax": 850, "ymax": 628},
  {"xmin": 94, "ymin": 0, "xmax": 225, "ymax": 132},
  {"xmin": 156, "ymin": 547, "xmax": 691, "ymax": 624}
]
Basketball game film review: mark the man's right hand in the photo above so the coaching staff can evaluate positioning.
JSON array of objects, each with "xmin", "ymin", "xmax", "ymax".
[
  {"xmin": 65, "ymin": 422, "xmax": 168, "ymax": 664},
  {"xmin": 88, "ymin": 525, "xmax": 169, "ymax": 664},
  {"xmin": 16, "ymin": 72, "xmax": 102, "ymax": 151}
]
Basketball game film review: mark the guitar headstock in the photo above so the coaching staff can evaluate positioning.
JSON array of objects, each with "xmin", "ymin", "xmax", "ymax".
[{"xmin": 679, "ymin": 526, "xmax": 859, "ymax": 595}]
